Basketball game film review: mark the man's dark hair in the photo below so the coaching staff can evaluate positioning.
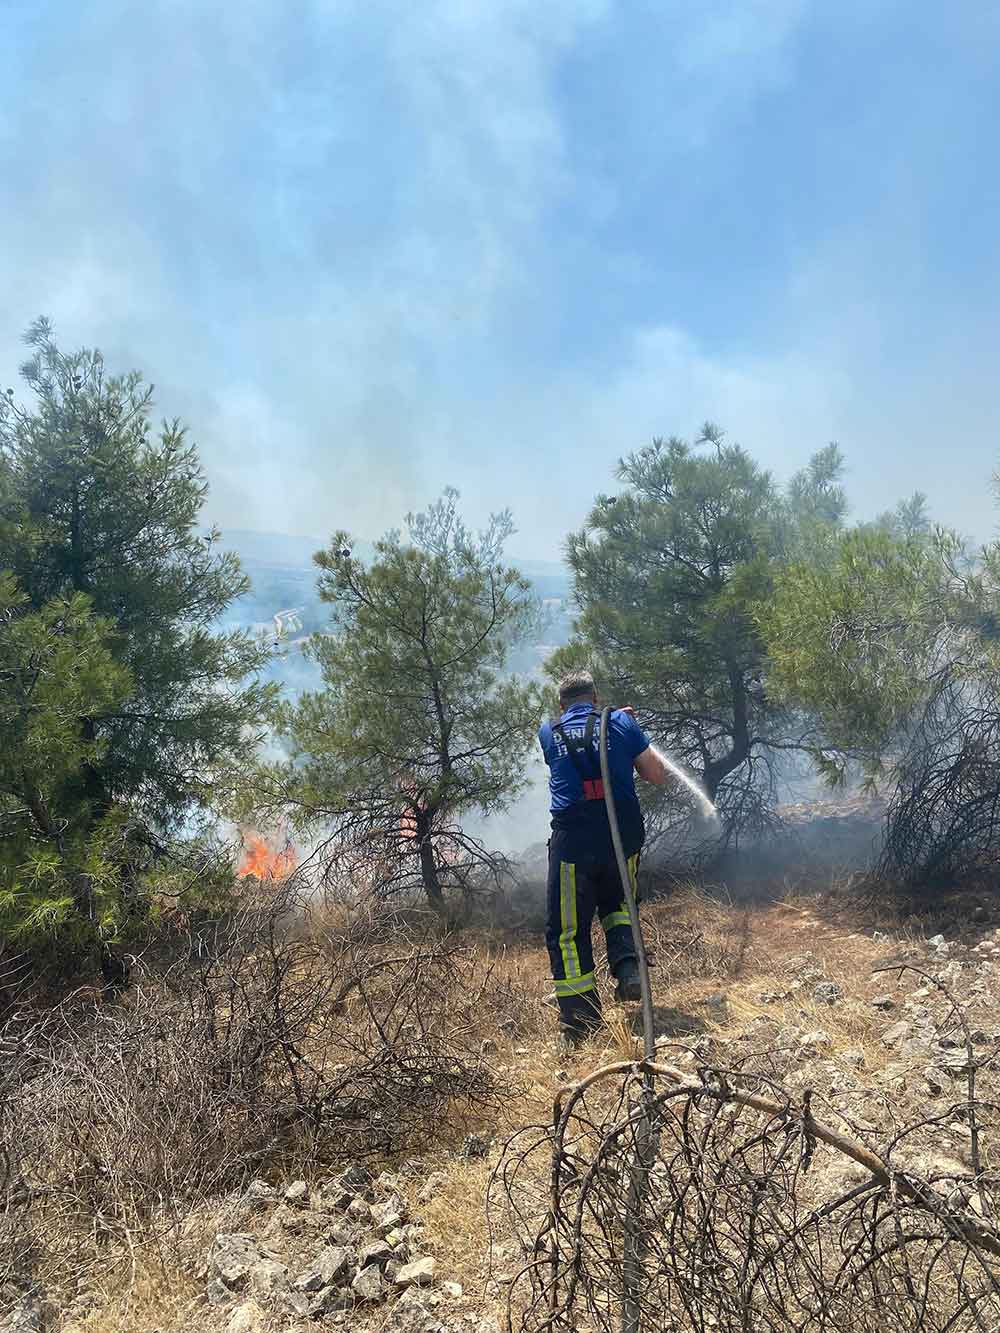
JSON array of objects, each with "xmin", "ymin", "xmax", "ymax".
[{"xmin": 558, "ymin": 669, "xmax": 597, "ymax": 709}]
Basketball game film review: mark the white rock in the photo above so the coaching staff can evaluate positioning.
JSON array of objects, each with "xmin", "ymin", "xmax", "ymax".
[
  {"xmin": 248, "ymin": 1259, "xmax": 288, "ymax": 1299},
  {"xmin": 924, "ymin": 1066, "xmax": 946, "ymax": 1095},
  {"xmin": 372, "ymin": 1196, "xmax": 408, "ymax": 1232},
  {"xmin": 212, "ymin": 1234, "xmax": 264, "ymax": 1289},
  {"xmin": 395, "ymin": 1257, "xmax": 438, "ymax": 1288},
  {"xmin": 352, "ymin": 1265, "xmax": 385, "ymax": 1303},
  {"xmin": 360, "ymin": 1238, "xmax": 393, "ymax": 1268},
  {"xmin": 244, "ymin": 1179, "xmax": 275, "ymax": 1207},
  {"xmin": 295, "ymin": 1245, "xmax": 352, "ymax": 1291},
  {"xmin": 206, "ymin": 1278, "xmax": 231, "ymax": 1306},
  {"xmin": 227, "ymin": 1301, "xmax": 266, "ymax": 1333},
  {"xmin": 0, "ymin": 1299, "xmax": 45, "ymax": 1333},
  {"xmin": 284, "ymin": 1180, "xmax": 309, "ymax": 1207}
]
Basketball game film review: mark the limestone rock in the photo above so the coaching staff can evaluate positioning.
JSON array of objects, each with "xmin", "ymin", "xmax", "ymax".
[
  {"xmin": 317, "ymin": 1245, "xmax": 353, "ymax": 1285},
  {"xmin": 395, "ymin": 1257, "xmax": 438, "ymax": 1288},
  {"xmin": 418, "ymin": 1172, "xmax": 448, "ymax": 1203},
  {"xmin": 206, "ymin": 1278, "xmax": 232, "ymax": 1306},
  {"xmin": 0, "ymin": 1296, "xmax": 45, "ymax": 1333},
  {"xmin": 227, "ymin": 1301, "xmax": 266, "ymax": 1333},
  {"xmin": 211, "ymin": 1234, "xmax": 264, "ymax": 1290},
  {"xmin": 924, "ymin": 1066, "xmax": 946, "ymax": 1095},
  {"xmin": 286, "ymin": 1284, "xmax": 349, "ymax": 1319},
  {"xmin": 248, "ymin": 1258, "xmax": 289, "ymax": 1300},
  {"xmin": 284, "ymin": 1180, "xmax": 309, "ymax": 1208},
  {"xmin": 352, "ymin": 1264, "xmax": 385, "ymax": 1303},
  {"xmin": 294, "ymin": 1246, "xmax": 352, "ymax": 1293},
  {"xmin": 360, "ymin": 1238, "xmax": 393, "ymax": 1269},
  {"xmin": 324, "ymin": 1221, "xmax": 356, "ymax": 1247},
  {"xmin": 384, "ymin": 1289, "xmax": 448, "ymax": 1333},
  {"xmin": 372, "ymin": 1196, "xmax": 408, "ymax": 1235},
  {"xmin": 244, "ymin": 1179, "xmax": 276, "ymax": 1209}
]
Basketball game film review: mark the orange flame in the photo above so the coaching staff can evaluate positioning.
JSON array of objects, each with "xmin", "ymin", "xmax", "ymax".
[{"xmin": 238, "ymin": 833, "xmax": 298, "ymax": 880}]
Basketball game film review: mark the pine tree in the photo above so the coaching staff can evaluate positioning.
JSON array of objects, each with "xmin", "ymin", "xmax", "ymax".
[
  {"xmin": 551, "ymin": 425, "xmax": 847, "ymax": 838},
  {"xmin": 0, "ymin": 320, "xmax": 272, "ymax": 966},
  {"xmin": 253, "ymin": 490, "xmax": 542, "ymax": 912}
]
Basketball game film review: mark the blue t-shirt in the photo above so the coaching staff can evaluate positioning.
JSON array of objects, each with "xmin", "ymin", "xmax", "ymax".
[{"xmin": 538, "ymin": 703, "xmax": 650, "ymax": 858}]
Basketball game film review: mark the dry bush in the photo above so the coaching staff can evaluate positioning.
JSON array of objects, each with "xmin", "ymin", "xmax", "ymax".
[
  {"xmin": 872, "ymin": 670, "xmax": 1000, "ymax": 894},
  {"xmin": 491, "ymin": 962, "xmax": 1000, "ymax": 1333},
  {"xmin": 0, "ymin": 880, "xmax": 511, "ymax": 1302}
]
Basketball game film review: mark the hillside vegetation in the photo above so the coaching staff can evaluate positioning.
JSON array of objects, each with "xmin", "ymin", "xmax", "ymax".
[{"xmin": 6, "ymin": 329, "xmax": 1000, "ymax": 1331}]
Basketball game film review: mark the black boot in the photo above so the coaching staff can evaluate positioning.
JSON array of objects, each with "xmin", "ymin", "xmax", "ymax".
[
  {"xmin": 557, "ymin": 991, "xmax": 602, "ymax": 1046},
  {"xmin": 614, "ymin": 959, "xmax": 642, "ymax": 1003}
]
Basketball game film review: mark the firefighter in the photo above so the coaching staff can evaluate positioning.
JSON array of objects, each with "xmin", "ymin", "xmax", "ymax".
[{"xmin": 539, "ymin": 670, "xmax": 671, "ymax": 1044}]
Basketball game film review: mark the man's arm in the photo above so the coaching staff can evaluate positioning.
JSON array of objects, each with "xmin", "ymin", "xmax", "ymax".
[{"xmin": 634, "ymin": 744, "xmax": 672, "ymax": 786}]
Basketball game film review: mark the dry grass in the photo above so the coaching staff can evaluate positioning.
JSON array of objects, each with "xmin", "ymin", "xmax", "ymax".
[
  {"xmin": 79, "ymin": 1262, "xmax": 206, "ymax": 1333},
  {"xmin": 7, "ymin": 876, "xmax": 995, "ymax": 1331}
]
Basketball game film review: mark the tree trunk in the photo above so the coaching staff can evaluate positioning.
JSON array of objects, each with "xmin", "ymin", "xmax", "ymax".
[
  {"xmin": 701, "ymin": 666, "xmax": 751, "ymax": 802},
  {"xmin": 414, "ymin": 809, "xmax": 445, "ymax": 913}
]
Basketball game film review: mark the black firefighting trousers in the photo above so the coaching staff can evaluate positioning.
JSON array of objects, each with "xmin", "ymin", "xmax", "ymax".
[{"xmin": 544, "ymin": 829, "xmax": 640, "ymax": 1031}]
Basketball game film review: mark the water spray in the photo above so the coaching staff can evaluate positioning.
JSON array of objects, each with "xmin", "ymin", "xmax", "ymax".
[{"xmin": 658, "ymin": 752, "xmax": 719, "ymax": 823}]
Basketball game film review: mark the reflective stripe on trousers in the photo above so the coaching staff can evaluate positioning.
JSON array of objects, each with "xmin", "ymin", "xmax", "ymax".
[{"xmin": 545, "ymin": 846, "xmax": 640, "ymax": 1002}]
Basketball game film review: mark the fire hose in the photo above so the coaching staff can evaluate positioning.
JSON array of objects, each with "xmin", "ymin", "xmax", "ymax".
[
  {"xmin": 598, "ymin": 705, "xmax": 655, "ymax": 1061},
  {"xmin": 598, "ymin": 705, "xmax": 656, "ymax": 1333}
]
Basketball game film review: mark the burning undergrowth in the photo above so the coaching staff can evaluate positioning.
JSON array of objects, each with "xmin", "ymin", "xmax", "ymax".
[{"xmin": 237, "ymin": 829, "xmax": 299, "ymax": 881}]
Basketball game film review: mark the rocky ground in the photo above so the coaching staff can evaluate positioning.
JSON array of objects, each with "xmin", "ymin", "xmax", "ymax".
[
  {"xmin": 5, "ymin": 882, "xmax": 1000, "ymax": 1333},
  {"xmin": 198, "ymin": 1164, "xmax": 492, "ymax": 1333}
]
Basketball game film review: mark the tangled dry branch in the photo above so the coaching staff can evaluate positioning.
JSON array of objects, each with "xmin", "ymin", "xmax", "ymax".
[{"xmin": 492, "ymin": 1033, "xmax": 1000, "ymax": 1332}]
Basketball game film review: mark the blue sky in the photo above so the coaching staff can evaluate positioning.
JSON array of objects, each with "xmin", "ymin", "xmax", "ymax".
[{"xmin": 3, "ymin": 1, "xmax": 1000, "ymax": 559}]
